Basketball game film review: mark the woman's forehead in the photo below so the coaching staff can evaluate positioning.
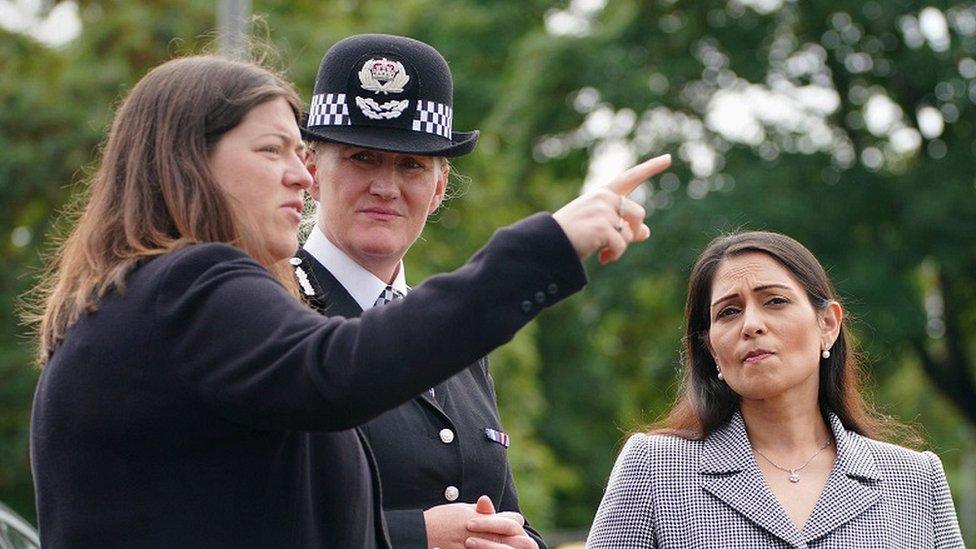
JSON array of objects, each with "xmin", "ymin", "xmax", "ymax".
[
  {"xmin": 238, "ymin": 98, "xmax": 302, "ymax": 140},
  {"xmin": 711, "ymin": 253, "xmax": 798, "ymax": 291}
]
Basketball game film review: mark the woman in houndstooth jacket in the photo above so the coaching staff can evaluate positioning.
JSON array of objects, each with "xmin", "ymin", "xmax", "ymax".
[{"xmin": 587, "ymin": 231, "xmax": 964, "ymax": 548}]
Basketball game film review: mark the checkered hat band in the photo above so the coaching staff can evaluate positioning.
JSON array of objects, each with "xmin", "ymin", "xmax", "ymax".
[
  {"xmin": 412, "ymin": 100, "xmax": 453, "ymax": 139},
  {"xmin": 308, "ymin": 93, "xmax": 351, "ymax": 126},
  {"xmin": 309, "ymin": 95, "xmax": 454, "ymax": 140}
]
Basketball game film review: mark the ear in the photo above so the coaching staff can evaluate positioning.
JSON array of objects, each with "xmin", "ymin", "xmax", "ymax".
[
  {"xmin": 427, "ymin": 161, "xmax": 449, "ymax": 216},
  {"xmin": 818, "ymin": 301, "xmax": 843, "ymax": 350},
  {"xmin": 305, "ymin": 149, "xmax": 321, "ymax": 202}
]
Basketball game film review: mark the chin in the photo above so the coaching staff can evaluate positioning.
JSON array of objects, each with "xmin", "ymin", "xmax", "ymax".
[
  {"xmin": 736, "ymin": 388, "xmax": 782, "ymax": 401},
  {"xmin": 354, "ymin": 238, "xmax": 405, "ymax": 259},
  {"xmin": 728, "ymin": 376, "xmax": 782, "ymax": 399},
  {"xmin": 267, "ymin": 239, "xmax": 299, "ymax": 264}
]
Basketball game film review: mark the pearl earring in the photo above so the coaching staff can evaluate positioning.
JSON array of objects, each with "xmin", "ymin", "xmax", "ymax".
[
  {"xmin": 717, "ymin": 368, "xmax": 724, "ymax": 380},
  {"xmin": 822, "ymin": 349, "xmax": 831, "ymax": 359}
]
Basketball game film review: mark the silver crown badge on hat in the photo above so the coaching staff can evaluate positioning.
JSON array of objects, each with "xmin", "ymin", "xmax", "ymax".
[
  {"xmin": 358, "ymin": 58, "xmax": 410, "ymax": 94},
  {"xmin": 355, "ymin": 57, "xmax": 411, "ymax": 120}
]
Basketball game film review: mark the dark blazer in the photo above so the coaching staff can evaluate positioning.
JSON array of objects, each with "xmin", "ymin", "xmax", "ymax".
[
  {"xmin": 295, "ymin": 248, "xmax": 546, "ymax": 548},
  {"xmin": 587, "ymin": 411, "xmax": 965, "ymax": 548},
  {"xmin": 31, "ymin": 214, "xmax": 584, "ymax": 548}
]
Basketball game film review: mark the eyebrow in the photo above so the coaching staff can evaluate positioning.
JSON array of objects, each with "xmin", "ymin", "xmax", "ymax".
[
  {"xmin": 710, "ymin": 283, "xmax": 793, "ymax": 308},
  {"xmin": 257, "ymin": 132, "xmax": 306, "ymax": 153},
  {"xmin": 258, "ymin": 131, "xmax": 302, "ymax": 145}
]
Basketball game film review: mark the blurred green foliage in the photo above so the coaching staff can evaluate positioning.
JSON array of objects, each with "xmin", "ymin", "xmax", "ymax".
[{"xmin": 1, "ymin": 0, "xmax": 974, "ymax": 543}]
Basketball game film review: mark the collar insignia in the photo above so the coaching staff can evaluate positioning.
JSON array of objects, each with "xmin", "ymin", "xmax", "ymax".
[{"xmin": 294, "ymin": 265, "xmax": 316, "ymax": 296}]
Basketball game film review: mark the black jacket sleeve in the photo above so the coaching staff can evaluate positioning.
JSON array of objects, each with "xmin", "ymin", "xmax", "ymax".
[
  {"xmin": 155, "ymin": 213, "xmax": 585, "ymax": 432},
  {"xmin": 384, "ymin": 509, "xmax": 428, "ymax": 548}
]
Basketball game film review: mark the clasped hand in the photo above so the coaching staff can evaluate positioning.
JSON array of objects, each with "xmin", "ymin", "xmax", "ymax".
[{"xmin": 424, "ymin": 495, "xmax": 538, "ymax": 549}]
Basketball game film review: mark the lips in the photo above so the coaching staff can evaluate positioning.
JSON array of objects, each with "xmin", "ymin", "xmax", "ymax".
[
  {"xmin": 281, "ymin": 200, "xmax": 303, "ymax": 223},
  {"xmin": 741, "ymin": 348, "xmax": 774, "ymax": 364},
  {"xmin": 359, "ymin": 207, "xmax": 402, "ymax": 220}
]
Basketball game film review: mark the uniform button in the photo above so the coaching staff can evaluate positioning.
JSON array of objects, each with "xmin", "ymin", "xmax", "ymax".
[
  {"xmin": 547, "ymin": 283, "xmax": 558, "ymax": 295},
  {"xmin": 289, "ymin": 257, "xmax": 302, "ymax": 266},
  {"xmin": 534, "ymin": 291, "xmax": 546, "ymax": 304},
  {"xmin": 439, "ymin": 428, "xmax": 455, "ymax": 444},
  {"xmin": 444, "ymin": 485, "xmax": 459, "ymax": 502},
  {"xmin": 520, "ymin": 300, "xmax": 532, "ymax": 313}
]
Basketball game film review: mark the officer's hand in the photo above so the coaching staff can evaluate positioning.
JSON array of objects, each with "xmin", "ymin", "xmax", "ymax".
[
  {"xmin": 552, "ymin": 153, "xmax": 671, "ymax": 264},
  {"xmin": 464, "ymin": 495, "xmax": 538, "ymax": 549},
  {"xmin": 423, "ymin": 496, "xmax": 537, "ymax": 549},
  {"xmin": 423, "ymin": 501, "xmax": 490, "ymax": 549}
]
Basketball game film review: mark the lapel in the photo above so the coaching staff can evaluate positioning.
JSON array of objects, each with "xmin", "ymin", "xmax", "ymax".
[
  {"xmin": 293, "ymin": 249, "xmax": 361, "ymax": 317},
  {"xmin": 799, "ymin": 413, "xmax": 882, "ymax": 542},
  {"xmin": 293, "ymin": 250, "xmax": 444, "ymax": 412},
  {"xmin": 700, "ymin": 411, "xmax": 883, "ymax": 547},
  {"xmin": 700, "ymin": 411, "xmax": 806, "ymax": 547}
]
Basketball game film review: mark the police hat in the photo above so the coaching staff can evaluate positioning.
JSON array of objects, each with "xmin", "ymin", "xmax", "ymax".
[{"xmin": 301, "ymin": 34, "xmax": 479, "ymax": 157}]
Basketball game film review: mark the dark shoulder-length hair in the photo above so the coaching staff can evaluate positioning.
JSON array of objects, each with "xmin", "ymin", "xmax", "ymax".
[
  {"xmin": 31, "ymin": 55, "xmax": 303, "ymax": 365},
  {"xmin": 654, "ymin": 231, "xmax": 905, "ymax": 443}
]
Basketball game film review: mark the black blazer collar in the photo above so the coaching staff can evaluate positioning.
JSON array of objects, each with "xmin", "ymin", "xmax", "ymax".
[{"xmin": 294, "ymin": 249, "xmax": 362, "ymax": 318}]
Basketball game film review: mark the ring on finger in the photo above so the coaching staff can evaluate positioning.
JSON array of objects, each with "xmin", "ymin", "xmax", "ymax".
[
  {"xmin": 617, "ymin": 194, "xmax": 624, "ymax": 216},
  {"xmin": 615, "ymin": 217, "xmax": 624, "ymax": 232}
]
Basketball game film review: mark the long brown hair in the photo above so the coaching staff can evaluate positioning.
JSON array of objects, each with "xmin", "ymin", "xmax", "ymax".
[
  {"xmin": 655, "ymin": 231, "xmax": 907, "ymax": 443},
  {"xmin": 31, "ymin": 55, "xmax": 303, "ymax": 365}
]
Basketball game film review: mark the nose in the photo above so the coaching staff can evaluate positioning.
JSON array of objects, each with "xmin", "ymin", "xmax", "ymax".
[
  {"xmin": 368, "ymin": 164, "xmax": 401, "ymax": 200},
  {"xmin": 286, "ymin": 154, "xmax": 313, "ymax": 189},
  {"xmin": 740, "ymin": 305, "xmax": 766, "ymax": 338}
]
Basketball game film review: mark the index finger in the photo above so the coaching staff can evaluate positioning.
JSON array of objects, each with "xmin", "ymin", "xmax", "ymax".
[
  {"xmin": 495, "ymin": 511, "xmax": 526, "ymax": 526},
  {"xmin": 604, "ymin": 153, "xmax": 672, "ymax": 197},
  {"xmin": 467, "ymin": 516, "xmax": 526, "ymax": 536}
]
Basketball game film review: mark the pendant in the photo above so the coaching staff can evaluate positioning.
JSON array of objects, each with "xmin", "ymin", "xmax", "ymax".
[{"xmin": 788, "ymin": 470, "xmax": 800, "ymax": 483}]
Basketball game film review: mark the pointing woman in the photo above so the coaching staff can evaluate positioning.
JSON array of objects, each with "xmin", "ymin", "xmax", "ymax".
[{"xmin": 28, "ymin": 54, "xmax": 670, "ymax": 548}]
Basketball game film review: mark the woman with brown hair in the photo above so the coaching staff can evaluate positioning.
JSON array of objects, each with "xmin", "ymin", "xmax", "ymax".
[
  {"xmin": 587, "ymin": 231, "xmax": 964, "ymax": 548},
  {"xmin": 28, "ymin": 54, "xmax": 668, "ymax": 548}
]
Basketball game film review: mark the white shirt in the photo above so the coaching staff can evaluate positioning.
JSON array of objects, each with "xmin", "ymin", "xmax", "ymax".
[{"xmin": 303, "ymin": 224, "xmax": 408, "ymax": 311}]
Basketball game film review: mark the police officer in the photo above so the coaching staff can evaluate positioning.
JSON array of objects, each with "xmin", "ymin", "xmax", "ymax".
[
  {"xmin": 295, "ymin": 34, "xmax": 545, "ymax": 549},
  {"xmin": 297, "ymin": 34, "xmax": 670, "ymax": 548}
]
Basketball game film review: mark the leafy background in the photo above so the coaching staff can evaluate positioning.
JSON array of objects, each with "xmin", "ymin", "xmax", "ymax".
[{"xmin": 1, "ymin": 0, "xmax": 974, "ymax": 544}]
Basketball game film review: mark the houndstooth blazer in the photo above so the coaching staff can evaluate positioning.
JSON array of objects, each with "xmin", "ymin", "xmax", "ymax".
[{"xmin": 586, "ymin": 411, "xmax": 965, "ymax": 548}]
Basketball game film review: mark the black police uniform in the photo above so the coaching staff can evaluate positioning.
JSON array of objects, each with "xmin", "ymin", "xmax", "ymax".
[{"xmin": 295, "ymin": 248, "xmax": 548, "ymax": 548}]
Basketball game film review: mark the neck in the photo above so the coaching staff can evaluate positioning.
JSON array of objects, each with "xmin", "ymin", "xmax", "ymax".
[
  {"xmin": 345, "ymin": 252, "xmax": 399, "ymax": 284},
  {"xmin": 740, "ymin": 398, "xmax": 831, "ymax": 453},
  {"xmin": 366, "ymin": 261, "xmax": 399, "ymax": 286},
  {"xmin": 319, "ymin": 225, "xmax": 402, "ymax": 284}
]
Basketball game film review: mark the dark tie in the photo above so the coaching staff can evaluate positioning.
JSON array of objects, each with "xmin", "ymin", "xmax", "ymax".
[{"xmin": 373, "ymin": 285, "xmax": 404, "ymax": 307}]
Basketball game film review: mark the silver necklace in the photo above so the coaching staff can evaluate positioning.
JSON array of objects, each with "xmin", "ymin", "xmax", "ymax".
[{"xmin": 753, "ymin": 438, "xmax": 832, "ymax": 483}]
